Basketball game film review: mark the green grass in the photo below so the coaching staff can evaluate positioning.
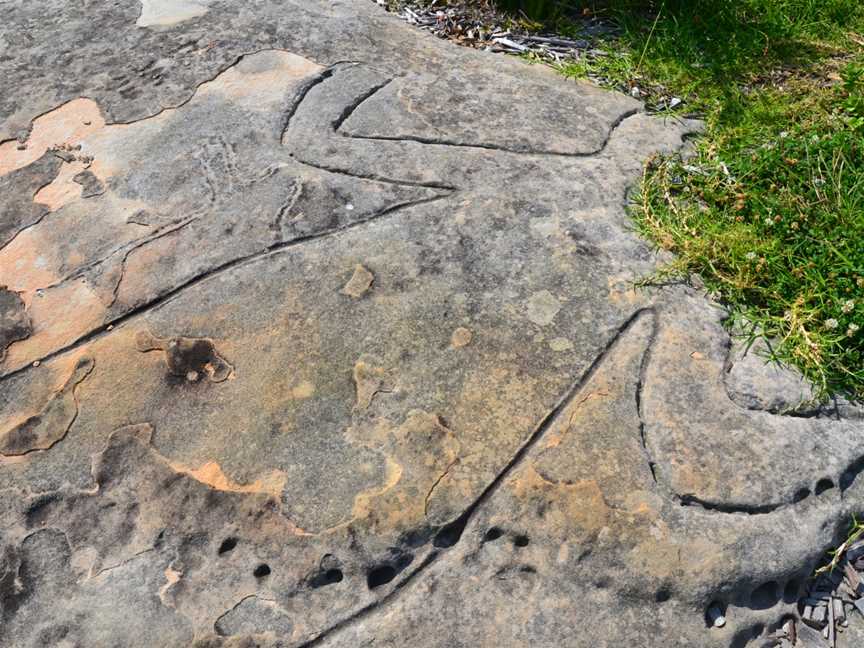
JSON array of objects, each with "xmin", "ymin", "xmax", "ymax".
[
  {"xmin": 538, "ymin": 0, "xmax": 864, "ymax": 400},
  {"xmin": 496, "ymin": 0, "xmax": 566, "ymax": 18}
]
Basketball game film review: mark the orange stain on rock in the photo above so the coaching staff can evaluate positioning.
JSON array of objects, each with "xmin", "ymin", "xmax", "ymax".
[
  {"xmin": 319, "ymin": 411, "xmax": 462, "ymax": 535},
  {"xmin": 512, "ymin": 464, "xmax": 611, "ymax": 536},
  {"xmin": 159, "ymin": 566, "xmax": 183, "ymax": 607},
  {"xmin": 450, "ymin": 326, "xmax": 473, "ymax": 348},
  {"xmin": 0, "ymin": 99, "xmax": 105, "ymax": 176},
  {"xmin": 0, "ymin": 228, "xmax": 60, "ymax": 292},
  {"xmin": 33, "ymin": 160, "xmax": 87, "ymax": 211},
  {"xmin": 2, "ymin": 281, "xmax": 107, "ymax": 372},
  {"xmin": 167, "ymin": 459, "xmax": 286, "ymax": 498},
  {"xmin": 345, "ymin": 456, "xmax": 405, "ymax": 527},
  {"xmin": 352, "ymin": 356, "xmax": 389, "ymax": 410}
]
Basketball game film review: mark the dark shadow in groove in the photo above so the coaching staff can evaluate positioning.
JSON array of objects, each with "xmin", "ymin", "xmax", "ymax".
[
  {"xmin": 218, "ymin": 537, "xmax": 238, "ymax": 555},
  {"xmin": 332, "ymin": 77, "xmax": 395, "ymax": 131},
  {"xmin": 678, "ymin": 494, "xmax": 784, "ymax": 516},
  {"xmin": 281, "ymin": 67, "xmax": 337, "ymax": 136},
  {"xmin": 343, "ymin": 108, "xmax": 639, "ymax": 159},
  {"xmin": 296, "ymin": 551, "xmax": 439, "ymax": 648},
  {"xmin": 634, "ymin": 308, "xmax": 661, "ymax": 488},
  {"xmin": 815, "ymin": 478, "xmax": 835, "ymax": 496},
  {"xmin": 288, "ymin": 155, "xmax": 459, "ymax": 192}
]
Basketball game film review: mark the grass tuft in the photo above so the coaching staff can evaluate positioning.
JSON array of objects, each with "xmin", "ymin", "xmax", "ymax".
[{"xmin": 545, "ymin": 0, "xmax": 864, "ymax": 400}]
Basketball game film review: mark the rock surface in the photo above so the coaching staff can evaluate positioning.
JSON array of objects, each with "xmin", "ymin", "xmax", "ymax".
[{"xmin": 0, "ymin": 2, "xmax": 862, "ymax": 647}]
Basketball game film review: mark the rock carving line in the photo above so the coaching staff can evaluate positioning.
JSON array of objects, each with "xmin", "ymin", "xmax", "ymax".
[
  {"xmin": 636, "ymin": 304, "xmax": 864, "ymax": 516},
  {"xmin": 294, "ymin": 307, "xmax": 657, "ymax": 646},
  {"xmin": 287, "ymin": 62, "xmax": 648, "ymax": 163},
  {"xmin": 0, "ymin": 189, "xmax": 450, "ymax": 383},
  {"xmin": 0, "ymin": 356, "xmax": 94, "ymax": 456}
]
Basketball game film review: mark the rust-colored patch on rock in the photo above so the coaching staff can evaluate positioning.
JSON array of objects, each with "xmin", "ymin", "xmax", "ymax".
[
  {"xmin": 352, "ymin": 355, "xmax": 390, "ymax": 410},
  {"xmin": 0, "ymin": 355, "xmax": 94, "ymax": 455},
  {"xmin": 2, "ymin": 279, "xmax": 108, "ymax": 372},
  {"xmin": 166, "ymin": 459, "xmax": 286, "ymax": 498},
  {"xmin": 0, "ymin": 224, "xmax": 62, "ymax": 291},
  {"xmin": 341, "ymin": 264, "xmax": 374, "ymax": 299},
  {"xmin": 510, "ymin": 464, "xmax": 611, "ymax": 539},
  {"xmin": 159, "ymin": 565, "xmax": 183, "ymax": 608},
  {"xmin": 342, "ymin": 455, "xmax": 404, "ymax": 533},
  {"xmin": 450, "ymin": 326, "xmax": 473, "ymax": 348},
  {"xmin": 0, "ymin": 99, "xmax": 105, "ymax": 177},
  {"xmin": 347, "ymin": 411, "xmax": 461, "ymax": 531},
  {"xmin": 33, "ymin": 159, "xmax": 87, "ymax": 211},
  {"xmin": 457, "ymin": 364, "xmax": 541, "ymax": 451}
]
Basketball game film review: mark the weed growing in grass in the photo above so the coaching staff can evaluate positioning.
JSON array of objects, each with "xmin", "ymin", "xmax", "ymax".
[{"xmin": 842, "ymin": 62, "xmax": 864, "ymax": 130}]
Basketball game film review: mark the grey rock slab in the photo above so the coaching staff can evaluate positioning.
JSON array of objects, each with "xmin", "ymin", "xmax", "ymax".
[
  {"xmin": 0, "ymin": 152, "xmax": 60, "ymax": 249},
  {"xmin": 726, "ymin": 335, "xmax": 820, "ymax": 415},
  {"xmin": 307, "ymin": 300, "xmax": 864, "ymax": 648},
  {"xmin": 0, "ymin": 51, "xmax": 447, "ymax": 374},
  {"xmin": 338, "ymin": 67, "xmax": 639, "ymax": 155},
  {"xmin": 137, "ymin": 0, "xmax": 213, "ymax": 27},
  {"xmin": 0, "ymin": 287, "xmax": 31, "ymax": 363},
  {"xmin": 0, "ymin": 2, "xmax": 861, "ymax": 648},
  {"xmin": 726, "ymin": 334, "xmax": 864, "ymax": 421},
  {"xmin": 643, "ymin": 291, "xmax": 864, "ymax": 511}
]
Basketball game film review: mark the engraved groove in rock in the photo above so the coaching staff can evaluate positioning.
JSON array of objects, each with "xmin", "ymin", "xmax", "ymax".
[
  {"xmin": 3, "ymin": 7, "xmax": 843, "ymax": 646},
  {"xmin": 342, "ymin": 108, "xmax": 644, "ymax": 158},
  {"xmin": 431, "ymin": 307, "xmax": 657, "ymax": 549},
  {"xmin": 293, "ymin": 308, "xmax": 660, "ymax": 645},
  {"xmin": 0, "ymin": 356, "xmax": 94, "ymax": 455},
  {"xmin": 637, "ymin": 297, "xmax": 864, "ymax": 516},
  {"xmin": 0, "ymin": 182, "xmax": 451, "ymax": 383},
  {"xmin": 294, "ymin": 63, "xmax": 647, "ymax": 160},
  {"xmin": 332, "ymin": 77, "xmax": 396, "ymax": 131},
  {"xmin": 287, "ymin": 157, "xmax": 459, "ymax": 192}
]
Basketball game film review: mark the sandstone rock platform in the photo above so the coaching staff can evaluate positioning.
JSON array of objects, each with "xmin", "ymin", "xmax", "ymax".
[{"xmin": 1, "ymin": 2, "xmax": 862, "ymax": 647}]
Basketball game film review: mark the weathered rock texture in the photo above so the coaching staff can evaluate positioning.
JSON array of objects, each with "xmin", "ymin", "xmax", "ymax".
[{"xmin": 0, "ymin": 2, "xmax": 861, "ymax": 647}]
